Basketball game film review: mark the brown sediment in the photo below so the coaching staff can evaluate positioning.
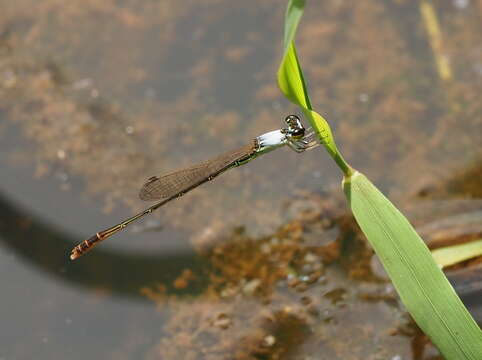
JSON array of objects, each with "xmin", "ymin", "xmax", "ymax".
[
  {"xmin": 140, "ymin": 189, "xmax": 482, "ymax": 359},
  {"xmin": 173, "ymin": 269, "xmax": 196, "ymax": 290}
]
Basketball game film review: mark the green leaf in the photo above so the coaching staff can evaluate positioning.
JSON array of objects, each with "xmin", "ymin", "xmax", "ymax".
[
  {"xmin": 277, "ymin": 1, "xmax": 351, "ymax": 175},
  {"xmin": 432, "ymin": 239, "xmax": 482, "ymax": 268},
  {"xmin": 282, "ymin": 0, "xmax": 305, "ymax": 51},
  {"xmin": 278, "ymin": 42, "xmax": 311, "ymax": 109},
  {"xmin": 344, "ymin": 172, "xmax": 482, "ymax": 359},
  {"xmin": 277, "ymin": 1, "xmax": 482, "ymax": 357}
]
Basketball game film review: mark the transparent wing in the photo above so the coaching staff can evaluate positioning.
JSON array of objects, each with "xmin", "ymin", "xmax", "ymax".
[{"xmin": 139, "ymin": 143, "xmax": 256, "ymax": 201}]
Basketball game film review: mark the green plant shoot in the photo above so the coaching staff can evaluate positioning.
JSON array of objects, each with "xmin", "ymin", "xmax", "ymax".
[{"xmin": 277, "ymin": 0, "xmax": 482, "ymax": 358}]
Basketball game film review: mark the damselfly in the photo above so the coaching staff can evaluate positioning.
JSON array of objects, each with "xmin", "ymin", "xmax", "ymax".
[{"xmin": 70, "ymin": 115, "xmax": 318, "ymax": 260}]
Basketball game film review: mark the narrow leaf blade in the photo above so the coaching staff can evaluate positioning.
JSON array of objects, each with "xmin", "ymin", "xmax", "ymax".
[
  {"xmin": 344, "ymin": 171, "xmax": 482, "ymax": 359},
  {"xmin": 432, "ymin": 239, "xmax": 482, "ymax": 268}
]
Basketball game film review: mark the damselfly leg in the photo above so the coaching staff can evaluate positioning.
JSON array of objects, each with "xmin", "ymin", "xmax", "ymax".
[{"xmin": 287, "ymin": 127, "xmax": 320, "ymax": 152}]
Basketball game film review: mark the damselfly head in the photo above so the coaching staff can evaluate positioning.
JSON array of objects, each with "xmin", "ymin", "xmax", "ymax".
[{"xmin": 284, "ymin": 114, "xmax": 305, "ymax": 139}]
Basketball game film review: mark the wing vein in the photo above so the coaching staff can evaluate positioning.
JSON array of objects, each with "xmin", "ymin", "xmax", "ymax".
[{"xmin": 139, "ymin": 142, "xmax": 256, "ymax": 201}]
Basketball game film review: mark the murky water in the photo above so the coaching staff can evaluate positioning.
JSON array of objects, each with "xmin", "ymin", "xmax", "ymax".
[{"xmin": 1, "ymin": 1, "xmax": 481, "ymax": 359}]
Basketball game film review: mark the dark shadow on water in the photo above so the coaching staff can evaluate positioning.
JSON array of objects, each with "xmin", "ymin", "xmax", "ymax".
[
  {"xmin": 0, "ymin": 191, "xmax": 210, "ymax": 300},
  {"xmin": 448, "ymin": 263, "xmax": 482, "ymax": 324}
]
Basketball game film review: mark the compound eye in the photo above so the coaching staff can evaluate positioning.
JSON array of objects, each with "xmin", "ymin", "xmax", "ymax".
[
  {"xmin": 284, "ymin": 114, "xmax": 304, "ymax": 138},
  {"xmin": 285, "ymin": 114, "xmax": 301, "ymax": 126},
  {"xmin": 291, "ymin": 127, "xmax": 305, "ymax": 137}
]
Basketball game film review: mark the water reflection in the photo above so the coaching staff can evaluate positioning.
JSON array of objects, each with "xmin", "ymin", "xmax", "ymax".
[{"xmin": 0, "ymin": 191, "xmax": 209, "ymax": 299}]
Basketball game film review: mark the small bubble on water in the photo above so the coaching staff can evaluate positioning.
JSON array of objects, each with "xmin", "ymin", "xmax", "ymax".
[
  {"xmin": 57, "ymin": 149, "xmax": 66, "ymax": 160},
  {"xmin": 243, "ymin": 279, "xmax": 261, "ymax": 295},
  {"xmin": 72, "ymin": 78, "xmax": 93, "ymax": 90},
  {"xmin": 359, "ymin": 93, "xmax": 369, "ymax": 102},
  {"xmin": 213, "ymin": 313, "xmax": 231, "ymax": 329},
  {"xmin": 262, "ymin": 335, "xmax": 276, "ymax": 347},
  {"xmin": 56, "ymin": 171, "xmax": 69, "ymax": 182},
  {"xmin": 453, "ymin": 0, "xmax": 469, "ymax": 9},
  {"xmin": 125, "ymin": 126, "xmax": 134, "ymax": 134}
]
